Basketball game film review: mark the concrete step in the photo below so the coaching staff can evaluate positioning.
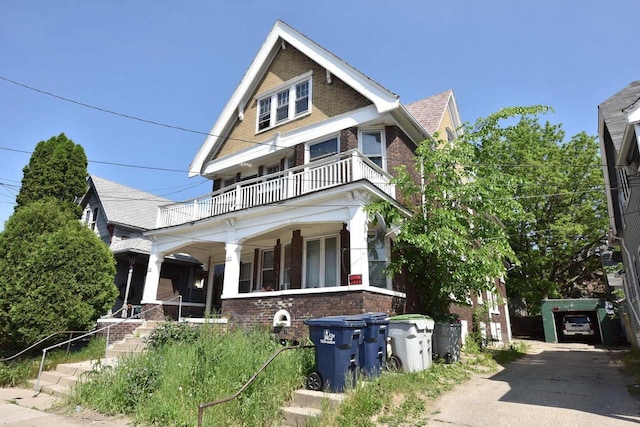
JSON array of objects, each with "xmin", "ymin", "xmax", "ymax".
[
  {"xmin": 109, "ymin": 341, "xmax": 146, "ymax": 352},
  {"xmin": 39, "ymin": 371, "xmax": 78, "ymax": 387},
  {"xmin": 282, "ymin": 406, "xmax": 322, "ymax": 426},
  {"xmin": 290, "ymin": 389, "xmax": 346, "ymax": 410},
  {"xmin": 281, "ymin": 389, "xmax": 346, "ymax": 426}
]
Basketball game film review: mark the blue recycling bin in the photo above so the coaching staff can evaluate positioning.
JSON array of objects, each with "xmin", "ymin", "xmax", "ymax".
[
  {"xmin": 356, "ymin": 312, "xmax": 389, "ymax": 377},
  {"xmin": 304, "ymin": 316, "xmax": 366, "ymax": 392}
]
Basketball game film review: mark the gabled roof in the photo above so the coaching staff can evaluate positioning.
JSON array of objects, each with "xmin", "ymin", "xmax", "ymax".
[
  {"xmin": 189, "ymin": 20, "xmax": 403, "ymax": 177},
  {"xmin": 81, "ymin": 175, "xmax": 171, "ymax": 231},
  {"xmin": 406, "ymin": 89, "xmax": 461, "ymax": 135},
  {"xmin": 598, "ymin": 81, "xmax": 640, "ymax": 154}
]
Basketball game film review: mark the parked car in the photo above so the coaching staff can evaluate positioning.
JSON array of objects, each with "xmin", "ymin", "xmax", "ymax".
[{"xmin": 562, "ymin": 314, "xmax": 594, "ymax": 336}]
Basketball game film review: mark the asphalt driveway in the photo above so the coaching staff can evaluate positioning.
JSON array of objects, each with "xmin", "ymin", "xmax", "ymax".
[{"xmin": 425, "ymin": 340, "xmax": 640, "ymax": 426}]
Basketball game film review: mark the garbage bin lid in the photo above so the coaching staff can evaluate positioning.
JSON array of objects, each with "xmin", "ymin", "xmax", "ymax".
[
  {"xmin": 304, "ymin": 315, "xmax": 366, "ymax": 328},
  {"xmin": 389, "ymin": 314, "xmax": 426, "ymax": 321},
  {"xmin": 390, "ymin": 314, "xmax": 435, "ymax": 330},
  {"xmin": 357, "ymin": 312, "xmax": 390, "ymax": 324}
]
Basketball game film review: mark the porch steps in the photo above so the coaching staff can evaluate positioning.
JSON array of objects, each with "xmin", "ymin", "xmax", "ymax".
[
  {"xmin": 105, "ymin": 319, "xmax": 160, "ymax": 359},
  {"xmin": 30, "ymin": 320, "xmax": 162, "ymax": 397},
  {"xmin": 29, "ymin": 359, "xmax": 109, "ymax": 397},
  {"xmin": 281, "ymin": 389, "xmax": 346, "ymax": 426}
]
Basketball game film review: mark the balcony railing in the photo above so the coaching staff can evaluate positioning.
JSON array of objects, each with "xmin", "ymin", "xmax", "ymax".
[{"xmin": 156, "ymin": 150, "xmax": 395, "ymax": 228}]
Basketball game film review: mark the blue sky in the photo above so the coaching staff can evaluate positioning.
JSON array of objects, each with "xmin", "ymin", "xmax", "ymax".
[{"xmin": 1, "ymin": 1, "xmax": 639, "ymax": 230}]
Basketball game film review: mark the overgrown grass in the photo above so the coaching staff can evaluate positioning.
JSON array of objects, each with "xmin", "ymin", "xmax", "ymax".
[
  {"xmin": 61, "ymin": 326, "xmax": 528, "ymax": 426},
  {"xmin": 0, "ymin": 337, "xmax": 106, "ymax": 387},
  {"xmin": 313, "ymin": 341, "xmax": 529, "ymax": 427},
  {"xmin": 70, "ymin": 324, "xmax": 314, "ymax": 426}
]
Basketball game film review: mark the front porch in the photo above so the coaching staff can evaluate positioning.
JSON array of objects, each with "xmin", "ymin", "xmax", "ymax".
[{"xmin": 141, "ymin": 178, "xmax": 410, "ymax": 335}]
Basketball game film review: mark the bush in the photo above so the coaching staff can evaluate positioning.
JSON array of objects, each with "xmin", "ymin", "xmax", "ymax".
[{"xmin": 0, "ymin": 200, "xmax": 117, "ymax": 350}]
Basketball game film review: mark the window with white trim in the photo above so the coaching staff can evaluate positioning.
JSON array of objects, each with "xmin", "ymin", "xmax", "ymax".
[
  {"xmin": 368, "ymin": 232, "xmax": 388, "ymax": 288},
  {"xmin": 359, "ymin": 130, "xmax": 386, "ymax": 169},
  {"xmin": 281, "ymin": 243, "xmax": 291, "ymax": 290},
  {"xmin": 261, "ymin": 250, "xmax": 274, "ymax": 290},
  {"xmin": 304, "ymin": 236, "xmax": 338, "ymax": 288},
  {"xmin": 308, "ymin": 137, "xmax": 338, "ymax": 162},
  {"xmin": 487, "ymin": 288, "xmax": 500, "ymax": 314},
  {"xmin": 239, "ymin": 260, "xmax": 253, "ymax": 294},
  {"xmin": 256, "ymin": 73, "xmax": 312, "ymax": 132}
]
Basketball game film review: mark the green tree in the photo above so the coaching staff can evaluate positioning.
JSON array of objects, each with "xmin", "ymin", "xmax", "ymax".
[
  {"xmin": 0, "ymin": 199, "xmax": 117, "ymax": 350},
  {"xmin": 370, "ymin": 117, "xmax": 523, "ymax": 319},
  {"xmin": 474, "ymin": 108, "xmax": 608, "ymax": 314},
  {"xmin": 15, "ymin": 133, "xmax": 87, "ymax": 216}
]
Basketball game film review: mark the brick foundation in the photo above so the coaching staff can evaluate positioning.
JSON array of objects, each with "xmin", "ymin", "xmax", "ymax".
[
  {"xmin": 95, "ymin": 319, "xmax": 142, "ymax": 343},
  {"xmin": 221, "ymin": 290, "xmax": 404, "ymax": 342}
]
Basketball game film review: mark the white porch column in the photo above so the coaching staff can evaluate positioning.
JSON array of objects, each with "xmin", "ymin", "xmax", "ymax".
[
  {"xmin": 141, "ymin": 252, "xmax": 164, "ymax": 303},
  {"xmin": 222, "ymin": 242, "xmax": 242, "ymax": 298},
  {"xmin": 348, "ymin": 206, "xmax": 370, "ymax": 286}
]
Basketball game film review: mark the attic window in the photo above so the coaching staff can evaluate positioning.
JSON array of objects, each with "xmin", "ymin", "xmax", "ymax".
[{"xmin": 256, "ymin": 71, "xmax": 312, "ymax": 133}]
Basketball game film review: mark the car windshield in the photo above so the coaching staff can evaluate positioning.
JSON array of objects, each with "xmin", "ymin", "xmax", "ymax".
[{"xmin": 565, "ymin": 316, "xmax": 589, "ymax": 324}]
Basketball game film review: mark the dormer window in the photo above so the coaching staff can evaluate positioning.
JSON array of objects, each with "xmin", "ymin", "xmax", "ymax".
[{"xmin": 256, "ymin": 71, "xmax": 312, "ymax": 132}]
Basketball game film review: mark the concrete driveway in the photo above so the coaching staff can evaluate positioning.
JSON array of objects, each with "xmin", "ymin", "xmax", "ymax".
[{"xmin": 425, "ymin": 340, "xmax": 640, "ymax": 426}]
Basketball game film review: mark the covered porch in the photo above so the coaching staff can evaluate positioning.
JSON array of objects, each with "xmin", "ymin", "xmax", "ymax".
[{"xmin": 140, "ymin": 180, "xmax": 409, "ymax": 336}]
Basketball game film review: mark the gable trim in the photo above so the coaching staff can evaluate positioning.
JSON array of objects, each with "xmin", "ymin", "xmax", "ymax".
[{"xmin": 189, "ymin": 20, "xmax": 400, "ymax": 177}]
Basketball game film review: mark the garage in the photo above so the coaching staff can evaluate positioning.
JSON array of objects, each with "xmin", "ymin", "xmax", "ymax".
[{"xmin": 540, "ymin": 298, "xmax": 615, "ymax": 345}]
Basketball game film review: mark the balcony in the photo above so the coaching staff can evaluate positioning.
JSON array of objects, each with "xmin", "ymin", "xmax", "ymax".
[{"xmin": 156, "ymin": 150, "xmax": 396, "ymax": 228}]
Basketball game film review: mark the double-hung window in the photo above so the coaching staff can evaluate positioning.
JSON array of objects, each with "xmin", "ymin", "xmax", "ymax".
[
  {"xmin": 359, "ymin": 130, "xmax": 385, "ymax": 169},
  {"xmin": 368, "ymin": 232, "xmax": 388, "ymax": 288},
  {"xmin": 281, "ymin": 243, "xmax": 291, "ymax": 290},
  {"xmin": 261, "ymin": 250, "xmax": 274, "ymax": 290},
  {"xmin": 305, "ymin": 236, "xmax": 338, "ymax": 288},
  {"xmin": 239, "ymin": 260, "xmax": 253, "ymax": 293},
  {"xmin": 256, "ymin": 72, "xmax": 312, "ymax": 132}
]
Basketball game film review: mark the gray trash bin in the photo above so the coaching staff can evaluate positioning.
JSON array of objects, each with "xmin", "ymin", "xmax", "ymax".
[
  {"xmin": 433, "ymin": 321, "xmax": 462, "ymax": 363},
  {"xmin": 388, "ymin": 314, "xmax": 434, "ymax": 372}
]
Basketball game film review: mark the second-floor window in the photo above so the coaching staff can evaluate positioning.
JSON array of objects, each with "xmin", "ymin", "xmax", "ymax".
[
  {"xmin": 359, "ymin": 130, "xmax": 385, "ymax": 169},
  {"xmin": 308, "ymin": 137, "xmax": 338, "ymax": 161},
  {"xmin": 257, "ymin": 72, "xmax": 312, "ymax": 132}
]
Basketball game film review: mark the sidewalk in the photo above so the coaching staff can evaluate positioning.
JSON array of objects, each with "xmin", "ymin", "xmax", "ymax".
[{"xmin": 0, "ymin": 387, "xmax": 132, "ymax": 426}]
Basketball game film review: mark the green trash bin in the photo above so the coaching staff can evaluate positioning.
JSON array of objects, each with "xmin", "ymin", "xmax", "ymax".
[{"xmin": 388, "ymin": 314, "xmax": 434, "ymax": 372}]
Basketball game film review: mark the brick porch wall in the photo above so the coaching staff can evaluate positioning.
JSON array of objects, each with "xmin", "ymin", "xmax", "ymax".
[
  {"xmin": 141, "ymin": 304, "xmax": 206, "ymax": 321},
  {"xmin": 221, "ymin": 290, "xmax": 404, "ymax": 342},
  {"xmin": 95, "ymin": 319, "xmax": 143, "ymax": 342}
]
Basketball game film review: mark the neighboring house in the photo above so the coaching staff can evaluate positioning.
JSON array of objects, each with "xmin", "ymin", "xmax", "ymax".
[
  {"xmin": 79, "ymin": 175, "xmax": 208, "ymax": 317},
  {"xmin": 598, "ymin": 81, "xmax": 640, "ymax": 347},
  {"xmin": 138, "ymin": 20, "xmax": 511, "ymax": 342}
]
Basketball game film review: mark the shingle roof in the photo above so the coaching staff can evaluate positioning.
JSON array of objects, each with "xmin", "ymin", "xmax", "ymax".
[
  {"xmin": 599, "ymin": 81, "xmax": 640, "ymax": 153},
  {"xmin": 405, "ymin": 90, "xmax": 453, "ymax": 134},
  {"xmin": 88, "ymin": 175, "xmax": 171, "ymax": 230}
]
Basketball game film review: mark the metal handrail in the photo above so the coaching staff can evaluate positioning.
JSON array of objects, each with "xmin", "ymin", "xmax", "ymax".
[
  {"xmin": 33, "ymin": 295, "xmax": 183, "ymax": 396},
  {"xmin": 1, "ymin": 331, "xmax": 89, "ymax": 363},
  {"xmin": 197, "ymin": 344, "xmax": 313, "ymax": 427}
]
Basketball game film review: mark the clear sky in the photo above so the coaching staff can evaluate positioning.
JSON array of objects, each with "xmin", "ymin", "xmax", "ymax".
[{"xmin": 1, "ymin": 1, "xmax": 639, "ymax": 230}]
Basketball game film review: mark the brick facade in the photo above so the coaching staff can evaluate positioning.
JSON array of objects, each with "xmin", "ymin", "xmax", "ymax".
[
  {"xmin": 217, "ymin": 43, "xmax": 372, "ymax": 159},
  {"xmin": 95, "ymin": 319, "xmax": 142, "ymax": 342},
  {"xmin": 221, "ymin": 290, "xmax": 404, "ymax": 341}
]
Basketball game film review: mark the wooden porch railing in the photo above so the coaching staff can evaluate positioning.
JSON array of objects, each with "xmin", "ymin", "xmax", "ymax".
[{"xmin": 156, "ymin": 150, "xmax": 395, "ymax": 228}]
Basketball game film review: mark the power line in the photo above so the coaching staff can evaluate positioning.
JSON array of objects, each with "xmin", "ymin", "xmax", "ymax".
[{"xmin": 0, "ymin": 75, "xmax": 294, "ymax": 152}]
